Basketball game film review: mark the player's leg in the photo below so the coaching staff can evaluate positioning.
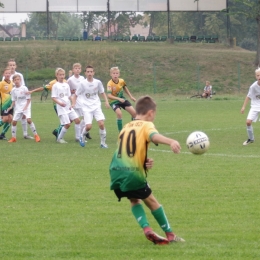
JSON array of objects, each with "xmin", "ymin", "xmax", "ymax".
[
  {"xmin": 52, "ymin": 104, "xmax": 63, "ymax": 139},
  {"xmin": 95, "ymin": 108, "xmax": 107, "ymax": 148},
  {"xmin": 243, "ymin": 109, "xmax": 257, "ymax": 145},
  {"xmin": 114, "ymin": 107, "xmax": 123, "ymax": 132},
  {"xmin": 79, "ymin": 111, "xmax": 93, "ymax": 147},
  {"xmin": 143, "ymin": 193, "xmax": 185, "ymax": 243},
  {"xmin": 21, "ymin": 114, "xmax": 33, "ymax": 139},
  {"xmin": 26, "ymin": 117, "xmax": 40, "ymax": 142},
  {"xmin": 0, "ymin": 110, "xmax": 13, "ymax": 140},
  {"xmin": 8, "ymin": 112, "xmax": 21, "ymax": 142},
  {"xmin": 125, "ymin": 105, "xmax": 136, "ymax": 120},
  {"xmin": 56, "ymin": 114, "xmax": 71, "ymax": 143}
]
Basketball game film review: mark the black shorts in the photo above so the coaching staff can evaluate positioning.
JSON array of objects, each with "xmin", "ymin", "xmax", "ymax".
[
  {"xmin": 111, "ymin": 100, "xmax": 132, "ymax": 111},
  {"xmin": 1, "ymin": 108, "xmax": 13, "ymax": 116},
  {"xmin": 114, "ymin": 183, "xmax": 152, "ymax": 202}
]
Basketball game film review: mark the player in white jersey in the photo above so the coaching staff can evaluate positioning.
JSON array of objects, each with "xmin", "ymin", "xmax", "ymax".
[
  {"xmin": 7, "ymin": 74, "xmax": 41, "ymax": 143},
  {"xmin": 67, "ymin": 63, "xmax": 91, "ymax": 141},
  {"xmin": 51, "ymin": 68, "xmax": 81, "ymax": 144},
  {"xmin": 241, "ymin": 67, "xmax": 260, "ymax": 145},
  {"xmin": 3, "ymin": 58, "xmax": 33, "ymax": 140},
  {"xmin": 73, "ymin": 65, "xmax": 110, "ymax": 148}
]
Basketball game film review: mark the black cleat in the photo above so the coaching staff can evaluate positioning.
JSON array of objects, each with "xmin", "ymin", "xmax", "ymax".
[{"xmin": 85, "ymin": 132, "xmax": 92, "ymax": 139}]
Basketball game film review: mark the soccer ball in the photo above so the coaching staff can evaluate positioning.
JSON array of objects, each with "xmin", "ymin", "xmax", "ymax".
[{"xmin": 186, "ymin": 131, "xmax": 210, "ymax": 155}]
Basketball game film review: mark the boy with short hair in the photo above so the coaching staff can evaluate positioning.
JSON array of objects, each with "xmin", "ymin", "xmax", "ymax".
[
  {"xmin": 51, "ymin": 68, "xmax": 81, "ymax": 143},
  {"xmin": 8, "ymin": 74, "xmax": 40, "ymax": 143},
  {"xmin": 6, "ymin": 58, "xmax": 33, "ymax": 139},
  {"xmin": 73, "ymin": 65, "xmax": 110, "ymax": 148},
  {"xmin": 67, "ymin": 63, "xmax": 91, "ymax": 141},
  {"xmin": 241, "ymin": 68, "xmax": 260, "ymax": 145},
  {"xmin": 0, "ymin": 68, "xmax": 13, "ymax": 140},
  {"xmin": 107, "ymin": 67, "xmax": 136, "ymax": 132},
  {"xmin": 109, "ymin": 95, "xmax": 185, "ymax": 245}
]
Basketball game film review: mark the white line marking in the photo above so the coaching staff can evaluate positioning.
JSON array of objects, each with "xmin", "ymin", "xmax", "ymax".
[{"xmin": 149, "ymin": 148, "xmax": 260, "ymax": 158}]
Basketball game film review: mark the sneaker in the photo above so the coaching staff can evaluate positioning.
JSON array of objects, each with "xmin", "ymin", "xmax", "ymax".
[
  {"xmin": 86, "ymin": 132, "xmax": 92, "ymax": 139},
  {"xmin": 243, "ymin": 139, "xmax": 254, "ymax": 146},
  {"xmin": 24, "ymin": 135, "xmax": 34, "ymax": 139},
  {"xmin": 145, "ymin": 231, "xmax": 169, "ymax": 245},
  {"xmin": 79, "ymin": 136, "xmax": 86, "ymax": 147},
  {"xmin": 52, "ymin": 129, "xmax": 58, "ymax": 138},
  {"xmin": 166, "ymin": 232, "xmax": 185, "ymax": 243},
  {"xmin": 0, "ymin": 134, "xmax": 7, "ymax": 140},
  {"xmin": 100, "ymin": 143, "xmax": 108, "ymax": 148},
  {"xmin": 8, "ymin": 137, "xmax": 17, "ymax": 143},
  {"xmin": 34, "ymin": 134, "xmax": 41, "ymax": 142},
  {"xmin": 57, "ymin": 139, "xmax": 67, "ymax": 144}
]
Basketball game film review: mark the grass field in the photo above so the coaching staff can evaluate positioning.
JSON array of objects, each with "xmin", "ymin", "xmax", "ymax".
[{"xmin": 1, "ymin": 94, "xmax": 259, "ymax": 259}]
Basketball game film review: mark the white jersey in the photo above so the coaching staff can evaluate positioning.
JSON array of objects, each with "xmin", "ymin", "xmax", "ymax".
[
  {"xmin": 247, "ymin": 81, "xmax": 260, "ymax": 111},
  {"xmin": 67, "ymin": 75, "xmax": 84, "ymax": 109},
  {"xmin": 51, "ymin": 81, "xmax": 73, "ymax": 116},
  {"xmin": 76, "ymin": 78, "xmax": 105, "ymax": 111},
  {"xmin": 11, "ymin": 85, "xmax": 31, "ymax": 113},
  {"xmin": 204, "ymin": 85, "xmax": 212, "ymax": 92}
]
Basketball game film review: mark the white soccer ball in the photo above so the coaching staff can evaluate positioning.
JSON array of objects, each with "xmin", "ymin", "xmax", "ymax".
[{"xmin": 186, "ymin": 131, "xmax": 210, "ymax": 155}]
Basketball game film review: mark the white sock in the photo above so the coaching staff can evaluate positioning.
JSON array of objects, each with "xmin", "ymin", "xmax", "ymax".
[
  {"xmin": 75, "ymin": 123, "xmax": 81, "ymax": 140},
  {"xmin": 99, "ymin": 128, "xmax": 106, "ymax": 145},
  {"xmin": 57, "ymin": 127, "xmax": 67, "ymax": 140},
  {"xmin": 29, "ymin": 122, "xmax": 37, "ymax": 135},
  {"xmin": 80, "ymin": 119, "xmax": 85, "ymax": 133},
  {"xmin": 21, "ymin": 118, "xmax": 27, "ymax": 136},
  {"xmin": 247, "ymin": 125, "xmax": 254, "ymax": 140},
  {"xmin": 11, "ymin": 125, "xmax": 17, "ymax": 138}
]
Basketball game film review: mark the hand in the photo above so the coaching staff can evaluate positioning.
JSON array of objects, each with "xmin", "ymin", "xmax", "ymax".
[
  {"xmin": 26, "ymin": 91, "xmax": 32, "ymax": 95},
  {"xmin": 118, "ymin": 98, "xmax": 125, "ymax": 103},
  {"xmin": 241, "ymin": 107, "xmax": 245, "ymax": 114},
  {"xmin": 170, "ymin": 140, "xmax": 181, "ymax": 154},
  {"xmin": 130, "ymin": 96, "xmax": 136, "ymax": 102},
  {"xmin": 60, "ymin": 102, "xmax": 66, "ymax": 107},
  {"xmin": 105, "ymin": 102, "xmax": 110, "ymax": 109},
  {"xmin": 145, "ymin": 158, "xmax": 154, "ymax": 169}
]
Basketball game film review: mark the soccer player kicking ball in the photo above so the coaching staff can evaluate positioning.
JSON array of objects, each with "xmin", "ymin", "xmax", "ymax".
[
  {"xmin": 109, "ymin": 95, "xmax": 185, "ymax": 245},
  {"xmin": 8, "ymin": 74, "xmax": 40, "ymax": 143},
  {"xmin": 73, "ymin": 65, "xmax": 110, "ymax": 148}
]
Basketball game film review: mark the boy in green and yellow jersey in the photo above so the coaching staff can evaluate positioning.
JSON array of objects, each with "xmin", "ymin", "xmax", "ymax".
[
  {"xmin": 109, "ymin": 95, "xmax": 185, "ymax": 245},
  {"xmin": 107, "ymin": 67, "xmax": 136, "ymax": 132}
]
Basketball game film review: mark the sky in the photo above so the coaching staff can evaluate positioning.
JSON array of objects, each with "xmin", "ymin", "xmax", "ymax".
[{"xmin": 0, "ymin": 13, "xmax": 29, "ymax": 24}]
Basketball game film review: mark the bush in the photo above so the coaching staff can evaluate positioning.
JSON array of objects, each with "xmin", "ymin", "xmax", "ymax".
[{"xmin": 240, "ymin": 38, "xmax": 256, "ymax": 51}]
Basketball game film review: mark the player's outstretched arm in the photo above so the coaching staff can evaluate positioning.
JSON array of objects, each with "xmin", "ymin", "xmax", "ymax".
[
  {"xmin": 123, "ymin": 86, "xmax": 136, "ymax": 102},
  {"xmin": 151, "ymin": 134, "xmax": 181, "ymax": 154},
  {"xmin": 27, "ymin": 87, "xmax": 44, "ymax": 94}
]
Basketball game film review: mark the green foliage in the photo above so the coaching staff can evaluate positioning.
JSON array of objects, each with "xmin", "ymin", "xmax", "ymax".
[
  {"xmin": 240, "ymin": 38, "xmax": 257, "ymax": 51},
  {"xmin": 0, "ymin": 98, "xmax": 260, "ymax": 259}
]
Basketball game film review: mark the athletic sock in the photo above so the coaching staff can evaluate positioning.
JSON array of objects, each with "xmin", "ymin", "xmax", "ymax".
[
  {"xmin": 151, "ymin": 205, "xmax": 172, "ymax": 232},
  {"xmin": 247, "ymin": 125, "xmax": 254, "ymax": 140},
  {"xmin": 57, "ymin": 126, "xmax": 67, "ymax": 140},
  {"xmin": 80, "ymin": 119, "xmax": 85, "ymax": 132},
  {"xmin": 29, "ymin": 122, "xmax": 37, "ymax": 135},
  {"xmin": 2, "ymin": 122, "xmax": 10, "ymax": 134},
  {"xmin": 75, "ymin": 123, "xmax": 81, "ymax": 140},
  {"xmin": 21, "ymin": 118, "xmax": 27, "ymax": 136},
  {"xmin": 11, "ymin": 125, "xmax": 17, "ymax": 138},
  {"xmin": 0, "ymin": 119, "xmax": 4, "ymax": 127},
  {"xmin": 99, "ymin": 128, "xmax": 106, "ymax": 145},
  {"xmin": 117, "ymin": 119, "xmax": 122, "ymax": 132},
  {"xmin": 131, "ymin": 203, "xmax": 150, "ymax": 228}
]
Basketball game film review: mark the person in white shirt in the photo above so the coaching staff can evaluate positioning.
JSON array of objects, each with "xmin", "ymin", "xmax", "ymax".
[
  {"xmin": 51, "ymin": 68, "xmax": 81, "ymax": 144},
  {"xmin": 202, "ymin": 81, "xmax": 212, "ymax": 98},
  {"xmin": 7, "ymin": 74, "xmax": 40, "ymax": 143},
  {"xmin": 241, "ymin": 68, "xmax": 260, "ymax": 145},
  {"xmin": 67, "ymin": 63, "xmax": 91, "ymax": 141},
  {"xmin": 73, "ymin": 65, "xmax": 110, "ymax": 148},
  {"xmin": 5, "ymin": 58, "xmax": 33, "ymax": 139}
]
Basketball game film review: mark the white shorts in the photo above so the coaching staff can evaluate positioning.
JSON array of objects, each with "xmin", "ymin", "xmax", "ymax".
[
  {"xmin": 13, "ymin": 110, "xmax": 31, "ymax": 121},
  {"xmin": 59, "ymin": 110, "xmax": 78, "ymax": 125},
  {"xmin": 82, "ymin": 107, "xmax": 105, "ymax": 125},
  {"xmin": 74, "ymin": 107, "xmax": 83, "ymax": 117},
  {"xmin": 247, "ymin": 109, "xmax": 260, "ymax": 122}
]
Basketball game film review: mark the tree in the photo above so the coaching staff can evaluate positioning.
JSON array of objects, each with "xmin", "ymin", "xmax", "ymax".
[{"xmin": 228, "ymin": 0, "xmax": 260, "ymax": 65}]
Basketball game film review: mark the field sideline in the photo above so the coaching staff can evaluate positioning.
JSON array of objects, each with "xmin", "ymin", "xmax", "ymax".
[{"xmin": 1, "ymin": 95, "xmax": 259, "ymax": 259}]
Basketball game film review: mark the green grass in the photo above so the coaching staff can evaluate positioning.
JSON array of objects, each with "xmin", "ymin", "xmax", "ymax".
[
  {"xmin": 0, "ymin": 41, "xmax": 256, "ymax": 94},
  {"xmin": 1, "ymin": 95, "xmax": 259, "ymax": 259}
]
